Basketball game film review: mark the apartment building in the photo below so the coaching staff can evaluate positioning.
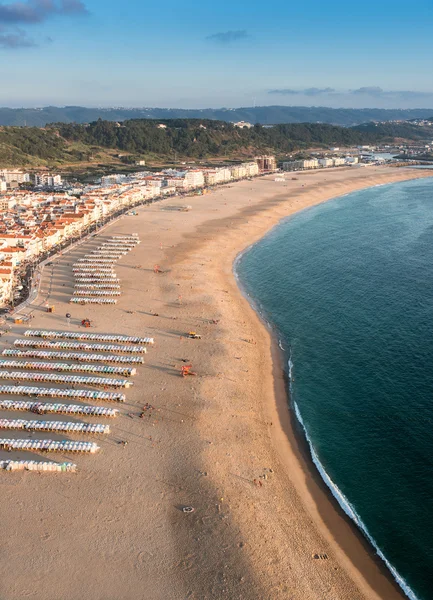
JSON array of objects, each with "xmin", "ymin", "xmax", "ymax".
[
  {"xmin": 34, "ymin": 174, "xmax": 63, "ymax": 187},
  {"xmin": 255, "ymin": 156, "xmax": 277, "ymax": 172},
  {"xmin": 184, "ymin": 170, "xmax": 205, "ymax": 189},
  {"xmin": 0, "ymin": 170, "xmax": 30, "ymax": 184},
  {"xmin": 244, "ymin": 162, "xmax": 260, "ymax": 177},
  {"xmin": 318, "ymin": 158, "xmax": 334, "ymax": 168},
  {"xmin": 282, "ymin": 159, "xmax": 319, "ymax": 171}
]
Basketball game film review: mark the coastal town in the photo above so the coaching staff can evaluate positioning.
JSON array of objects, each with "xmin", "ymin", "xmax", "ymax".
[
  {"xmin": 1, "ymin": 0, "xmax": 433, "ymax": 595},
  {"xmin": 0, "ymin": 147, "xmax": 406, "ymax": 309},
  {"xmin": 0, "ymin": 159, "xmax": 268, "ymax": 308}
]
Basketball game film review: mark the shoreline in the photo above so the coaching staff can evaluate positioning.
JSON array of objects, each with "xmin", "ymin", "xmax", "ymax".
[
  {"xmin": 165, "ymin": 167, "xmax": 432, "ymax": 599},
  {"xmin": 222, "ymin": 171, "xmax": 433, "ymax": 600},
  {"xmin": 235, "ymin": 266, "xmax": 413, "ymax": 600},
  {"xmin": 0, "ymin": 166, "xmax": 431, "ymax": 600}
]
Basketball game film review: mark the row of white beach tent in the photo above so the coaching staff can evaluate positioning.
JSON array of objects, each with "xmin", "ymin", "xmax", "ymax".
[
  {"xmin": 0, "ymin": 419, "xmax": 110, "ymax": 435},
  {"xmin": 75, "ymin": 284, "xmax": 121, "ymax": 290},
  {"xmin": 99, "ymin": 246, "xmax": 136, "ymax": 251},
  {"xmin": 24, "ymin": 330, "xmax": 153, "ymax": 344},
  {"xmin": 75, "ymin": 255, "xmax": 118, "ymax": 266},
  {"xmin": 0, "ymin": 371, "xmax": 131, "ymax": 388},
  {"xmin": 78, "ymin": 257, "xmax": 118, "ymax": 262},
  {"xmin": 110, "ymin": 240, "xmax": 140, "ymax": 244},
  {"xmin": 15, "ymin": 339, "xmax": 149, "ymax": 352},
  {"xmin": 88, "ymin": 256, "xmax": 124, "ymax": 261},
  {"xmin": 73, "ymin": 264, "xmax": 116, "ymax": 269},
  {"xmin": 74, "ymin": 291, "xmax": 121, "ymax": 297},
  {"xmin": 1, "ymin": 460, "xmax": 77, "ymax": 472},
  {"xmin": 94, "ymin": 244, "xmax": 133, "ymax": 250},
  {"xmin": 74, "ymin": 275, "xmax": 119, "ymax": 281},
  {"xmin": 97, "ymin": 242, "xmax": 136, "ymax": 247},
  {"xmin": 0, "ymin": 359, "xmax": 136, "ymax": 376},
  {"xmin": 91, "ymin": 251, "xmax": 128, "ymax": 256},
  {"xmin": 0, "ymin": 385, "xmax": 125, "ymax": 402},
  {"xmin": 0, "ymin": 439, "xmax": 100, "ymax": 453},
  {"xmin": 97, "ymin": 244, "xmax": 139, "ymax": 250},
  {"xmin": 0, "ymin": 399, "xmax": 119, "ymax": 417},
  {"xmin": 3, "ymin": 349, "xmax": 145, "ymax": 364},
  {"xmin": 70, "ymin": 298, "xmax": 118, "ymax": 304},
  {"xmin": 77, "ymin": 259, "xmax": 118, "ymax": 264},
  {"xmin": 73, "ymin": 267, "xmax": 115, "ymax": 272},
  {"xmin": 75, "ymin": 275, "xmax": 120, "ymax": 287}
]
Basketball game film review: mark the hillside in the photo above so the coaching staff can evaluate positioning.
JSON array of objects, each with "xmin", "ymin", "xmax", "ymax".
[
  {"xmin": 2, "ymin": 106, "xmax": 433, "ymax": 127},
  {"xmin": 353, "ymin": 121, "xmax": 433, "ymax": 140},
  {"xmin": 51, "ymin": 120, "xmax": 383, "ymax": 157},
  {"xmin": 0, "ymin": 119, "xmax": 430, "ymax": 170}
]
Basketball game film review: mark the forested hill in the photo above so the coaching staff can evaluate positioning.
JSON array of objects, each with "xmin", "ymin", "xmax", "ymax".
[
  {"xmin": 51, "ymin": 119, "xmax": 383, "ymax": 156},
  {"xmin": 0, "ymin": 118, "xmax": 430, "ymax": 168},
  {"xmin": 49, "ymin": 118, "xmax": 433, "ymax": 154},
  {"xmin": 1, "ymin": 105, "xmax": 433, "ymax": 127},
  {"xmin": 353, "ymin": 121, "xmax": 433, "ymax": 140}
]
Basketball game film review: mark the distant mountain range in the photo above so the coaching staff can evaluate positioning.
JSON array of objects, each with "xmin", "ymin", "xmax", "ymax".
[{"xmin": 1, "ymin": 106, "xmax": 433, "ymax": 127}]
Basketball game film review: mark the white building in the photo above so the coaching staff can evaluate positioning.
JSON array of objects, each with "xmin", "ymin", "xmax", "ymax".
[
  {"xmin": 233, "ymin": 121, "xmax": 253, "ymax": 129},
  {"xmin": 216, "ymin": 167, "xmax": 232, "ymax": 182},
  {"xmin": 204, "ymin": 171, "xmax": 218, "ymax": 186},
  {"xmin": 0, "ymin": 170, "xmax": 30, "ymax": 184},
  {"xmin": 282, "ymin": 159, "xmax": 319, "ymax": 171},
  {"xmin": 237, "ymin": 165, "xmax": 247, "ymax": 179},
  {"xmin": 184, "ymin": 170, "xmax": 205, "ymax": 189},
  {"xmin": 34, "ymin": 174, "xmax": 63, "ymax": 187},
  {"xmin": 244, "ymin": 162, "xmax": 259, "ymax": 177},
  {"xmin": 318, "ymin": 158, "xmax": 334, "ymax": 168},
  {"xmin": 302, "ymin": 159, "xmax": 319, "ymax": 169}
]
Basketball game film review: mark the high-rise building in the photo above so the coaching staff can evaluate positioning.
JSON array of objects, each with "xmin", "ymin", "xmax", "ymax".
[{"xmin": 255, "ymin": 156, "xmax": 277, "ymax": 172}]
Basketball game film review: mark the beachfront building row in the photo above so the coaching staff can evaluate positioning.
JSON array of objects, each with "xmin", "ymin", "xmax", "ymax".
[
  {"xmin": 282, "ymin": 156, "xmax": 359, "ymax": 171},
  {"xmin": 0, "ymin": 159, "xmax": 266, "ymax": 306}
]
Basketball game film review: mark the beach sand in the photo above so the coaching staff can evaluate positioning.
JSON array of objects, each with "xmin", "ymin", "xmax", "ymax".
[{"xmin": 0, "ymin": 166, "xmax": 431, "ymax": 600}]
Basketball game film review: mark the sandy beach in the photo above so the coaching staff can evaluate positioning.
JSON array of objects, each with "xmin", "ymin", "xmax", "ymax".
[{"xmin": 0, "ymin": 165, "xmax": 431, "ymax": 600}]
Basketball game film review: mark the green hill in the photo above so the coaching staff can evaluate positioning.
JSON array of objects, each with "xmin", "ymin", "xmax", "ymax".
[{"xmin": 0, "ymin": 118, "xmax": 430, "ymax": 170}]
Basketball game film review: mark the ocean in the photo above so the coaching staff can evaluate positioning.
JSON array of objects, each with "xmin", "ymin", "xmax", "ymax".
[{"xmin": 236, "ymin": 177, "xmax": 433, "ymax": 600}]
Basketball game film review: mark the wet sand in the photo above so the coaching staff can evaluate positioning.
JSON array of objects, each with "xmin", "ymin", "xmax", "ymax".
[{"xmin": 0, "ymin": 166, "xmax": 431, "ymax": 600}]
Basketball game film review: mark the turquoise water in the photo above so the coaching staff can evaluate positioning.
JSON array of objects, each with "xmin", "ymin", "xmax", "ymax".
[{"xmin": 236, "ymin": 178, "xmax": 433, "ymax": 600}]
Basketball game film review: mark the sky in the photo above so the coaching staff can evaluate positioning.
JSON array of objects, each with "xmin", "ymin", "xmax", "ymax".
[{"xmin": 0, "ymin": 0, "xmax": 433, "ymax": 109}]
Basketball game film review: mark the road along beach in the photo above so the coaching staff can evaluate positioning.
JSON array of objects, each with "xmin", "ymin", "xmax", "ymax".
[{"xmin": 0, "ymin": 166, "xmax": 431, "ymax": 600}]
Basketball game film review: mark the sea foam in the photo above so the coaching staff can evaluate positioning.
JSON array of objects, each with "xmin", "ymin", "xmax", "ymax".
[{"xmin": 293, "ymin": 401, "xmax": 419, "ymax": 600}]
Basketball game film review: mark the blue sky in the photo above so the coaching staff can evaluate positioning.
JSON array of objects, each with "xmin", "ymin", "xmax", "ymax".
[{"xmin": 1, "ymin": 0, "xmax": 433, "ymax": 108}]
